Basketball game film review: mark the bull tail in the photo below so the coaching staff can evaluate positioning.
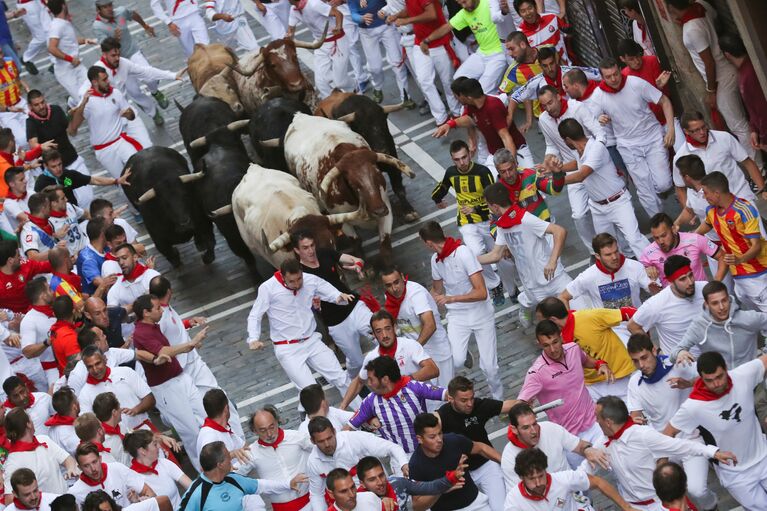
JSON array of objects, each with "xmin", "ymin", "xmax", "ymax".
[{"xmin": 174, "ymin": 99, "xmax": 185, "ymax": 113}]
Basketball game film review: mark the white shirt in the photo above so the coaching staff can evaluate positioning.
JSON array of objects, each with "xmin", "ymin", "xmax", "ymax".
[
  {"xmin": 681, "ymin": 15, "xmax": 734, "ymax": 84},
  {"xmin": 78, "ymin": 365, "xmax": 153, "ymax": 430},
  {"xmin": 673, "ymin": 130, "xmax": 756, "ymax": 203},
  {"xmin": 203, "ymin": 0, "xmax": 245, "ymax": 34},
  {"xmin": 4, "ymin": 192, "xmax": 30, "ymax": 232},
  {"xmin": 4, "ymin": 492, "xmax": 58, "ymax": 511},
  {"xmin": 238, "ymin": 429, "xmax": 313, "ymax": 505},
  {"xmin": 686, "ymin": 187, "xmax": 720, "ymax": 241},
  {"xmin": 626, "ymin": 360, "xmax": 698, "ymax": 431},
  {"xmin": 392, "ymin": 280, "xmax": 451, "ymax": 362},
  {"xmin": 133, "ymin": 457, "xmax": 186, "ymax": 508},
  {"xmin": 196, "ymin": 420, "xmax": 245, "ymax": 455},
  {"xmin": 289, "ymin": 0, "xmax": 333, "ymax": 40},
  {"xmin": 80, "ymin": 217, "xmax": 138, "ymax": 244},
  {"xmin": 106, "ymin": 267, "xmax": 161, "ymax": 308},
  {"xmin": 298, "ymin": 407, "xmax": 354, "ymax": 436},
  {"xmin": 48, "ymin": 18, "xmax": 80, "ymax": 61},
  {"xmin": 591, "ymin": 75, "xmax": 663, "ymax": 145},
  {"xmin": 632, "ymin": 282, "xmax": 706, "ymax": 356},
  {"xmin": 603, "ymin": 424, "xmax": 718, "ymax": 502},
  {"xmin": 19, "ymin": 308, "xmax": 57, "ymax": 375},
  {"xmin": 671, "ymin": 359, "xmax": 767, "ymax": 473},
  {"xmin": 49, "ymin": 203, "xmax": 87, "ymax": 256},
  {"xmin": 5, "ymin": 392, "xmax": 54, "ymax": 436},
  {"xmin": 125, "ymin": 500, "xmax": 160, "ymax": 511},
  {"xmin": 566, "ymin": 259, "xmax": 650, "ymax": 309},
  {"xmin": 331, "ymin": 492, "xmax": 382, "ymax": 511},
  {"xmin": 306, "ymin": 431, "xmax": 409, "ymax": 511},
  {"xmin": 159, "ymin": 304, "xmax": 196, "ymax": 367},
  {"xmin": 69, "ymin": 461, "xmax": 147, "ymax": 506},
  {"xmin": 358, "ymin": 337, "xmax": 430, "ymax": 381},
  {"xmin": 247, "ymin": 273, "xmax": 343, "ymax": 344},
  {"xmin": 103, "ymin": 422, "xmax": 132, "ymax": 466},
  {"xmin": 47, "ymin": 422, "xmax": 79, "ymax": 456},
  {"xmin": 67, "ymin": 347, "xmax": 140, "ymax": 394},
  {"xmin": 3, "ymin": 435, "xmax": 70, "ymax": 495},
  {"xmin": 82, "ymin": 87, "xmax": 133, "ymax": 148},
  {"xmin": 631, "ymin": 19, "xmax": 654, "ymax": 56},
  {"xmin": 430, "ymin": 245, "xmax": 492, "ymax": 313},
  {"xmin": 540, "ymin": 100, "xmax": 606, "ymax": 162},
  {"xmin": 503, "ymin": 470, "xmax": 589, "ymax": 511},
  {"xmin": 501, "ymin": 421, "xmax": 580, "ymax": 488},
  {"xmin": 19, "ymin": 221, "xmax": 57, "ymax": 256},
  {"xmin": 94, "ymin": 57, "xmax": 177, "ymax": 97},
  {"xmin": 150, "ymin": 0, "xmax": 202, "ymax": 24},
  {"xmin": 576, "ymin": 138, "xmax": 626, "ymax": 202}
]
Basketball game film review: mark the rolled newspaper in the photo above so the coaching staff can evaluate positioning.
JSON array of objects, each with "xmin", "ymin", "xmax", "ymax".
[{"xmin": 532, "ymin": 399, "xmax": 564, "ymax": 414}]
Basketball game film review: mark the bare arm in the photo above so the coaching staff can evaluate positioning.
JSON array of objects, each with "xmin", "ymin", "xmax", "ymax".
[
  {"xmin": 67, "ymin": 93, "xmax": 91, "ymax": 136},
  {"xmin": 558, "ymin": 289, "xmax": 573, "ymax": 309},
  {"xmin": 339, "ymin": 376, "xmax": 365, "ymax": 410},
  {"xmin": 444, "ymin": 271, "xmax": 487, "ymax": 304},
  {"xmin": 471, "ymin": 441, "xmax": 501, "ymax": 463},
  {"xmin": 411, "ymin": 358, "xmax": 439, "ymax": 381},
  {"xmin": 477, "ymin": 243, "xmax": 506, "ymax": 265},
  {"xmin": 658, "ymin": 95, "xmax": 675, "ymax": 147},
  {"xmin": 627, "ymin": 318, "xmax": 646, "ymax": 336},
  {"xmin": 497, "ymin": 127, "xmax": 518, "ymax": 157},
  {"xmin": 414, "ymin": 311, "xmax": 437, "ymax": 346},
  {"xmin": 588, "ymin": 474, "xmax": 636, "ymax": 511}
]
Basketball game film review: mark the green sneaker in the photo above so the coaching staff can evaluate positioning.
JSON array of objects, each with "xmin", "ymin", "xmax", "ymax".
[
  {"xmin": 372, "ymin": 89, "xmax": 383, "ymax": 104},
  {"xmin": 402, "ymin": 98, "xmax": 416, "ymax": 109},
  {"xmin": 152, "ymin": 110, "xmax": 165, "ymax": 126},
  {"xmin": 152, "ymin": 90, "xmax": 169, "ymax": 109}
]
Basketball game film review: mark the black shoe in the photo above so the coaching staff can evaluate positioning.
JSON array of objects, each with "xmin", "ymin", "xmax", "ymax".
[
  {"xmin": 418, "ymin": 101, "xmax": 429, "ymax": 116},
  {"xmin": 464, "ymin": 351, "xmax": 474, "ymax": 369},
  {"xmin": 22, "ymin": 59, "xmax": 38, "ymax": 75},
  {"xmin": 491, "ymin": 283, "xmax": 506, "ymax": 306}
]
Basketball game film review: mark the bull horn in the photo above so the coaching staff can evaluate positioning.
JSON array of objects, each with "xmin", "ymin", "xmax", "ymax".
[
  {"xmin": 189, "ymin": 136, "xmax": 207, "ymax": 149},
  {"xmin": 381, "ymin": 102, "xmax": 405, "ymax": 114},
  {"xmin": 228, "ymin": 53, "xmax": 265, "ymax": 77},
  {"xmin": 226, "ymin": 119, "xmax": 250, "ymax": 132},
  {"xmin": 325, "ymin": 208, "xmax": 362, "ymax": 224},
  {"xmin": 264, "ymin": 86, "xmax": 282, "ymax": 98},
  {"xmin": 267, "ymin": 231, "xmax": 291, "ymax": 253},
  {"xmin": 320, "ymin": 166, "xmax": 342, "ymax": 195},
  {"xmin": 179, "ymin": 172, "xmax": 205, "ymax": 183},
  {"xmin": 293, "ymin": 21, "xmax": 328, "ymax": 50},
  {"xmin": 376, "ymin": 153, "xmax": 415, "ymax": 178},
  {"xmin": 336, "ymin": 112, "xmax": 356, "ymax": 124},
  {"xmin": 209, "ymin": 204, "xmax": 233, "ymax": 218},
  {"xmin": 259, "ymin": 138, "xmax": 280, "ymax": 148},
  {"xmin": 137, "ymin": 188, "xmax": 156, "ymax": 204}
]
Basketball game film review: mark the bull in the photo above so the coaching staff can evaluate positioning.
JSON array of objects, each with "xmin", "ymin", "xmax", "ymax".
[
  {"xmin": 249, "ymin": 97, "xmax": 311, "ymax": 171},
  {"xmin": 121, "ymin": 147, "xmax": 214, "ymax": 267},
  {"xmin": 187, "ymin": 44, "xmax": 244, "ymax": 114},
  {"xmin": 283, "ymin": 113, "xmax": 415, "ymax": 262},
  {"xmin": 226, "ymin": 163, "xmax": 352, "ymax": 269},
  {"xmin": 315, "ymin": 91, "xmax": 419, "ymax": 222}
]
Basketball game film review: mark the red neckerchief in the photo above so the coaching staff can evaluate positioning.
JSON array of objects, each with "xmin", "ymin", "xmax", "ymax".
[
  {"xmin": 519, "ymin": 14, "xmax": 542, "ymax": 34},
  {"xmin": 378, "ymin": 339, "xmax": 398, "ymax": 358},
  {"xmin": 637, "ymin": 19, "xmax": 647, "ymax": 40},
  {"xmin": 5, "ymin": 189, "xmax": 26, "ymax": 200},
  {"xmin": 86, "ymin": 367, "xmax": 112, "ymax": 385},
  {"xmin": 0, "ymin": 426, "xmax": 10, "ymax": 451},
  {"xmin": 0, "ymin": 150, "xmax": 14, "ymax": 166},
  {"xmin": 604, "ymin": 419, "xmax": 635, "ymax": 446},
  {"xmin": 27, "ymin": 215, "xmax": 53, "ymax": 236},
  {"xmin": 358, "ymin": 481, "xmax": 399, "ymax": 510},
  {"xmin": 101, "ymin": 421, "xmax": 124, "ymax": 439},
  {"xmin": 89, "ymin": 86, "xmax": 114, "ymax": 98},
  {"xmin": 44, "ymin": 414, "xmax": 76, "ymax": 427},
  {"xmin": 274, "ymin": 271, "xmax": 297, "ymax": 295},
  {"xmin": 685, "ymin": 134, "xmax": 708, "ymax": 148},
  {"xmin": 553, "ymin": 98, "xmax": 568, "ymax": 119},
  {"xmin": 689, "ymin": 376, "xmax": 732, "ymax": 401},
  {"xmin": 257, "ymin": 428, "xmax": 285, "ymax": 449},
  {"xmin": 8, "ymin": 436, "xmax": 47, "ymax": 453},
  {"xmin": 499, "ymin": 175, "xmax": 521, "ymax": 203},
  {"xmin": 435, "ymin": 237, "xmax": 462, "ymax": 263},
  {"xmin": 130, "ymin": 458, "xmax": 159, "ymax": 475},
  {"xmin": 12, "ymin": 494, "xmax": 42, "ymax": 510},
  {"xmin": 124, "ymin": 263, "xmax": 148, "ymax": 283},
  {"xmin": 560, "ymin": 311, "xmax": 576, "ymax": 342},
  {"xmin": 27, "ymin": 104, "xmax": 51, "ymax": 122},
  {"xmin": 48, "ymin": 209, "xmax": 67, "ymax": 218},
  {"xmin": 384, "ymin": 276, "xmax": 408, "ymax": 319},
  {"xmin": 543, "ymin": 68, "xmax": 563, "ymax": 92},
  {"xmin": 493, "ymin": 205, "xmax": 525, "ymax": 229},
  {"xmin": 79, "ymin": 463, "xmax": 108, "ymax": 487},
  {"xmin": 104, "ymin": 251, "xmax": 117, "ymax": 261},
  {"xmin": 92, "ymin": 441, "xmax": 111, "ymax": 453},
  {"xmin": 30, "ymin": 304, "xmax": 54, "ymax": 317},
  {"xmin": 580, "ymin": 79, "xmax": 598, "ymax": 100},
  {"xmin": 666, "ymin": 497, "xmax": 698, "ymax": 511},
  {"xmin": 203, "ymin": 417, "xmax": 233, "ymax": 435},
  {"xmin": 99, "ymin": 56, "xmax": 118, "ymax": 76},
  {"xmin": 3, "ymin": 393, "xmax": 35, "ymax": 410},
  {"xmin": 506, "ymin": 426, "xmax": 530, "ymax": 449},
  {"xmin": 595, "ymin": 254, "xmax": 625, "ymax": 281},
  {"xmin": 518, "ymin": 473, "xmax": 552, "ymax": 501},
  {"xmin": 678, "ymin": 3, "xmax": 706, "ymax": 25},
  {"xmin": 382, "ymin": 376, "xmax": 411, "ymax": 400},
  {"xmin": 53, "ymin": 271, "xmax": 82, "ymax": 292},
  {"xmin": 599, "ymin": 75, "xmax": 627, "ymax": 93}
]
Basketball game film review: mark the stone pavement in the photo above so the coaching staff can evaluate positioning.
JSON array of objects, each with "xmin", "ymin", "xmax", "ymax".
[{"xmin": 7, "ymin": 1, "xmax": 748, "ymax": 508}]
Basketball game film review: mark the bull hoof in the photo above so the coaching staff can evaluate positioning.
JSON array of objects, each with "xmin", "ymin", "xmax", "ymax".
[
  {"xmin": 168, "ymin": 248, "xmax": 182, "ymax": 268},
  {"xmin": 403, "ymin": 210, "xmax": 420, "ymax": 223},
  {"xmin": 201, "ymin": 249, "xmax": 216, "ymax": 265}
]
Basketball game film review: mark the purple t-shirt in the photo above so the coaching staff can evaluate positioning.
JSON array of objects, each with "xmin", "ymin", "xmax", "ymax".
[{"xmin": 640, "ymin": 232, "xmax": 719, "ymax": 286}]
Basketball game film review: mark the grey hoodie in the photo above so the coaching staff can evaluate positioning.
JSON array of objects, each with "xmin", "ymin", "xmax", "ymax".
[{"xmin": 671, "ymin": 298, "xmax": 767, "ymax": 368}]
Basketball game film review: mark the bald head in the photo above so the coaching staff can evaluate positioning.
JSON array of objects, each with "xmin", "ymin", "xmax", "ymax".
[
  {"xmin": 48, "ymin": 247, "xmax": 71, "ymax": 271},
  {"xmin": 83, "ymin": 297, "xmax": 109, "ymax": 328}
]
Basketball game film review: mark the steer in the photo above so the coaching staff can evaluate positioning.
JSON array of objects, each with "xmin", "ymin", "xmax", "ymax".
[
  {"xmin": 177, "ymin": 96, "xmax": 241, "ymax": 166},
  {"xmin": 283, "ymin": 113, "xmax": 415, "ymax": 262},
  {"xmin": 187, "ymin": 44, "xmax": 243, "ymax": 114},
  {"xmin": 121, "ymin": 147, "xmax": 214, "ymax": 267},
  {"xmin": 315, "ymin": 91, "xmax": 419, "ymax": 222},
  {"xmin": 249, "ymin": 97, "xmax": 311, "ymax": 171}
]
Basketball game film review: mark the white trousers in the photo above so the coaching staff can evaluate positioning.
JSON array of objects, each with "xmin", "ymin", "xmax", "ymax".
[
  {"xmin": 252, "ymin": 0, "xmax": 290, "ymax": 40},
  {"xmin": 314, "ymin": 36, "xmax": 354, "ymax": 99},
  {"xmin": 341, "ymin": 19, "xmax": 369, "ymax": 85},
  {"xmin": 470, "ymin": 461, "xmax": 506, "ymax": 511},
  {"xmin": 69, "ymin": 156, "xmax": 94, "ymax": 211},
  {"xmin": 459, "ymin": 221, "xmax": 500, "ymax": 290},
  {"xmin": 455, "ymin": 491, "xmax": 489, "ymax": 511},
  {"xmin": 125, "ymin": 116, "xmax": 153, "ymax": 149},
  {"xmin": 327, "ymin": 300, "xmax": 373, "ymax": 379},
  {"xmin": 517, "ymin": 272, "xmax": 572, "ymax": 309},
  {"xmin": 129, "ymin": 51, "xmax": 159, "ymax": 93},
  {"xmin": 565, "ymin": 421, "xmax": 603, "ymax": 469},
  {"xmin": 589, "ymin": 192, "xmax": 649, "ymax": 259},
  {"xmin": 432, "ymin": 355, "xmax": 454, "ymax": 388},
  {"xmin": 0, "ymin": 97, "xmax": 28, "ymax": 150},
  {"xmin": 11, "ymin": 357, "xmax": 47, "ymax": 394},
  {"xmin": 734, "ymin": 273, "xmax": 767, "ymax": 314},
  {"xmin": 358, "ymin": 24, "xmax": 408, "ymax": 99},
  {"xmin": 150, "ymin": 373, "xmax": 207, "ymax": 471},
  {"xmin": 454, "ymin": 51, "xmax": 507, "ymax": 94},
  {"xmin": 412, "ymin": 44, "xmax": 462, "ymax": 124},
  {"xmin": 446, "ymin": 304, "xmax": 503, "ymax": 399},
  {"xmin": 714, "ymin": 454, "xmax": 767, "ymax": 510},
  {"xmin": 21, "ymin": 2, "xmax": 53, "ymax": 64},
  {"xmin": 617, "ymin": 134, "xmax": 672, "ymax": 218},
  {"xmin": 566, "ymin": 182, "xmax": 596, "ymax": 251},
  {"xmin": 668, "ymin": 442, "xmax": 717, "ymax": 511},
  {"xmin": 215, "ymin": 17, "xmax": 260, "ymax": 52},
  {"xmin": 586, "ymin": 374, "xmax": 630, "ymax": 402},
  {"xmin": 175, "ymin": 13, "xmax": 210, "ymax": 57},
  {"xmin": 94, "ymin": 137, "xmax": 141, "ymax": 179},
  {"xmin": 53, "ymin": 62, "xmax": 88, "ymax": 103},
  {"xmin": 273, "ymin": 332, "xmax": 352, "ymax": 397},
  {"xmin": 123, "ymin": 52, "xmax": 160, "ymax": 117},
  {"xmin": 716, "ymin": 73, "xmax": 755, "ymax": 160}
]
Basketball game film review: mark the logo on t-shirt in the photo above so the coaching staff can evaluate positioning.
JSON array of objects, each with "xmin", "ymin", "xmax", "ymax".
[
  {"xmin": 597, "ymin": 278, "xmax": 632, "ymax": 309},
  {"xmin": 720, "ymin": 403, "xmax": 742, "ymax": 422}
]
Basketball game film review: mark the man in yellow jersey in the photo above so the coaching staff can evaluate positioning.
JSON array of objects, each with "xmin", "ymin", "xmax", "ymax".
[
  {"xmin": 498, "ymin": 31, "xmax": 543, "ymax": 117},
  {"xmin": 0, "ymin": 46, "xmax": 30, "ymax": 150},
  {"xmin": 534, "ymin": 296, "xmax": 637, "ymax": 401}
]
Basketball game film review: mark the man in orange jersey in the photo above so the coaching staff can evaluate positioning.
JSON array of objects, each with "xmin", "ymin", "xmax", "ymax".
[
  {"xmin": 697, "ymin": 171, "xmax": 767, "ymax": 314},
  {"xmin": 0, "ymin": 46, "xmax": 30, "ymax": 150}
]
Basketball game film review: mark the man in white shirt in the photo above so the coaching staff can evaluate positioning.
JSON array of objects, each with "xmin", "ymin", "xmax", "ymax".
[
  {"xmin": 46, "ymin": 0, "xmax": 97, "ymax": 103},
  {"xmin": 339, "ymin": 309, "xmax": 439, "ymax": 409},
  {"xmin": 326, "ymin": 468, "xmax": 383, "ymax": 511},
  {"xmin": 305, "ymin": 417, "xmax": 409, "ymax": 511},
  {"xmin": 246, "ymin": 259, "xmax": 356, "ymax": 408},
  {"xmin": 2, "ymin": 375, "xmax": 54, "ymax": 435},
  {"xmin": 625, "ymin": 334, "xmax": 716, "ymax": 509},
  {"xmin": 74, "ymin": 410, "xmax": 123, "ymax": 465},
  {"xmin": 196, "ymin": 388, "xmax": 247, "ymax": 461},
  {"xmin": 555, "ymin": 117, "xmax": 648, "ymax": 259},
  {"xmin": 19, "ymin": 278, "xmax": 58, "ymax": 391},
  {"xmin": 6, "ymin": 468, "xmax": 60, "ymax": 511},
  {"xmin": 124, "ymin": 429, "xmax": 192, "ymax": 508},
  {"xmin": 3, "ymin": 167, "xmax": 32, "ymax": 232},
  {"xmin": 628, "ymin": 255, "xmax": 706, "ymax": 356},
  {"xmin": 150, "ymin": 0, "xmax": 210, "ymax": 57},
  {"xmin": 44, "ymin": 386, "xmax": 80, "ymax": 456},
  {"xmin": 298, "ymin": 384, "xmax": 354, "ymax": 435},
  {"xmin": 595, "ymin": 395, "xmax": 734, "ymax": 511},
  {"xmin": 203, "ymin": 0, "xmax": 260, "ymax": 52},
  {"xmin": 380, "ymin": 267, "xmax": 453, "ymax": 387},
  {"xmin": 106, "ymin": 244, "xmax": 160, "ymax": 314},
  {"xmin": 663, "ymin": 351, "xmax": 767, "ymax": 510},
  {"xmin": 419, "ymin": 221, "xmax": 502, "ymax": 400},
  {"xmin": 590, "ymin": 57, "xmax": 675, "ymax": 218},
  {"xmin": 45, "ymin": 188, "xmax": 87, "ymax": 259},
  {"xmin": 19, "ymin": 193, "xmax": 64, "ymax": 262}
]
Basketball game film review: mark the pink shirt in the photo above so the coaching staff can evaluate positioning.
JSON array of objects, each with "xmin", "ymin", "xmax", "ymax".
[
  {"xmin": 639, "ymin": 232, "xmax": 719, "ymax": 286},
  {"xmin": 519, "ymin": 343, "xmax": 595, "ymax": 435}
]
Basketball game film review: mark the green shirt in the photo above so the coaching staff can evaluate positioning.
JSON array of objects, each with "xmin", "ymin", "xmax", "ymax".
[{"xmin": 449, "ymin": 0, "xmax": 502, "ymax": 55}]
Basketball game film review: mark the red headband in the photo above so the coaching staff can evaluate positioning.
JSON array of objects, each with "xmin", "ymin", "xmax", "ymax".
[{"xmin": 666, "ymin": 265, "xmax": 692, "ymax": 282}]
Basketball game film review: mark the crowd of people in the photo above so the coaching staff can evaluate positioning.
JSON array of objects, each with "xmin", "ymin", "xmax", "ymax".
[{"xmin": 0, "ymin": 0, "xmax": 764, "ymax": 510}]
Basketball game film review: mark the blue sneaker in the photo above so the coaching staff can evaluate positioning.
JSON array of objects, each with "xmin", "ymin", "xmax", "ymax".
[
  {"xmin": 357, "ymin": 80, "xmax": 370, "ymax": 94},
  {"xmin": 491, "ymin": 283, "xmax": 506, "ymax": 306}
]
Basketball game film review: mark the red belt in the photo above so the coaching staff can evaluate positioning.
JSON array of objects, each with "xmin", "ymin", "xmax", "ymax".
[
  {"xmin": 93, "ymin": 132, "xmax": 143, "ymax": 152},
  {"xmin": 594, "ymin": 189, "xmax": 625, "ymax": 206},
  {"xmin": 324, "ymin": 30, "xmax": 345, "ymax": 43},
  {"xmin": 273, "ymin": 337, "xmax": 309, "ymax": 346},
  {"xmin": 272, "ymin": 493, "xmax": 310, "ymax": 511},
  {"xmin": 10, "ymin": 356, "xmax": 23, "ymax": 364},
  {"xmin": 630, "ymin": 498, "xmax": 656, "ymax": 506},
  {"xmin": 41, "ymin": 360, "xmax": 57, "ymax": 371}
]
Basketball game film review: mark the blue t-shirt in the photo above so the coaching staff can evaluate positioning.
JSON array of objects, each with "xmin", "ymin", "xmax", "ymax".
[
  {"xmin": 0, "ymin": 3, "xmax": 13, "ymax": 45},
  {"xmin": 179, "ymin": 473, "xmax": 260, "ymax": 511},
  {"xmin": 347, "ymin": 0, "xmax": 386, "ymax": 28},
  {"xmin": 76, "ymin": 245, "xmax": 106, "ymax": 295}
]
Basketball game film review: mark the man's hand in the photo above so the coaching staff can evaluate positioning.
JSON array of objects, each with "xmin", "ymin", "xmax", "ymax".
[
  {"xmin": 667, "ymin": 377, "xmax": 692, "ymax": 390},
  {"xmin": 290, "ymin": 474, "xmax": 309, "ymax": 491},
  {"xmin": 175, "ymin": 67, "xmax": 188, "ymax": 81},
  {"xmin": 543, "ymin": 260, "xmax": 557, "ymax": 281},
  {"xmin": 144, "ymin": 25, "xmax": 156, "ymax": 37},
  {"xmin": 54, "ymin": 225, "xmax": 70, "ymax": 238},
  {"xmin": 598, "ymin": 363, "xmax": 615, "ymax": 383},
  {"xmin": 188, "ymin": 316, "xmax": 207, "ymax": 327},
  {"xmin": 401, "ymin": 464, "xmax": 409, "ymax": 478},
  {"xmin": 254, "ymin": 0, "xmax": 268, "ymax": 14},
  {"xmin": 217, "ymin": 13, "xmax": 235, "ymax": 22},
  {"xmin": 145, "ymin": 255, "xmax": 157, "ymax": 269},
  {"xmin": 433, "ymin": 123, "xmax": 451, "ymax": 138},
  {"xmin": 117, "ymin": 168, "xmax": 132, "ymax": 186},
  {"xmin": 675, "ymin": 350, "xmax": 695, "ymax": 365},
  {"xmin": 584, "ymin": 447, "xmax": 610, "ymax": 470},
  {"xmin": 655, "ymin": 70, "xmax": 671, "ymax": 89},
  {"xmin": 705, "ymin": 90, "xmax": 717, "ymax": 111},
  {"xmin": 382, "ymin": 498, "xmax": 397, "ymax": 511},
  {"xmin": 362, "ymin": 13, "xmax": 374, "ymax": 25},
  {"xmin": 158, "ymin": 434, "xmax": 181, "ymax": 451},
  {"xmin": 598, "ymin": 114, "xmax": 611, "ymax": 125},
  {"xmin": 56, "ymin": 240, "xmax": 68, "ymax": 250},
  {"xmin": 436, "ymin": 200, "xmax": 448, "ymax": 209},
  {"xmin": 191, "ymin": 326, "xmax": 209, "ymax": 347},
  {"xmin": 168, "ymin": 22, "xmax": 181, "ymax": 37},
  {"xmin": 120, "ymin": 107, "xmax": 135, "ymax": 119},
  {"xmin": 231, "ymin": 447, "xmax": 252, "ymax": 464},
  {"xmin": 662, "ymin": 126, "xmax": 675, "ymax": 148},
  {"xmin": 378, "ymin": 9, "xmax": 387, "ymax": 19},
  {"xmin": 518, "ymin": 121, "xmax": 531, "ymax": 134},
  {"xmin": 249, "ymin": 339, "xmax": 265, "ymax": 351},
  {"xmin": 337, "ymin": 293, "xmax": 355, "ymax": 304},
  {"xmin": 153, "ymin": 353, "xmax": 172, "ymax": 365},
  {"xmin": 645, "ymin": 266, "xmax": 659, "ymax": 281},
  {"xmin": 70, "ymin": 56, "xmax": 81, "ymax": 67},
  {"xmin": 714, "ymin": 450, "xmax": 737, "ymax": 466},
  {"xmin": 40, "ymin": 140, "xmax": 58, "ymax": 152},
  {"xmin": 459, "ymin": 205, "xmax": 474, "ymax": 216},
  {"xmin": 4, "ymin": 333, "xmax": 20, "ymax": 348},
  {"xmin": 434, "ymin": 294, "xmax": 449, "ymax": 306},
  {"xmin": 723, "ymin": 253, "xmax": 741, "ymax": 266},
  {"xmin": 64, "ymin": 466, "xmax": 80, "ymax": 479},
  {"xmin": 419, "ymin": 41, "xmax": 429, "ymax": 55},
  {"xmin": 124, "ymin": 406, "xmax": 141, "ymax": 417}
]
